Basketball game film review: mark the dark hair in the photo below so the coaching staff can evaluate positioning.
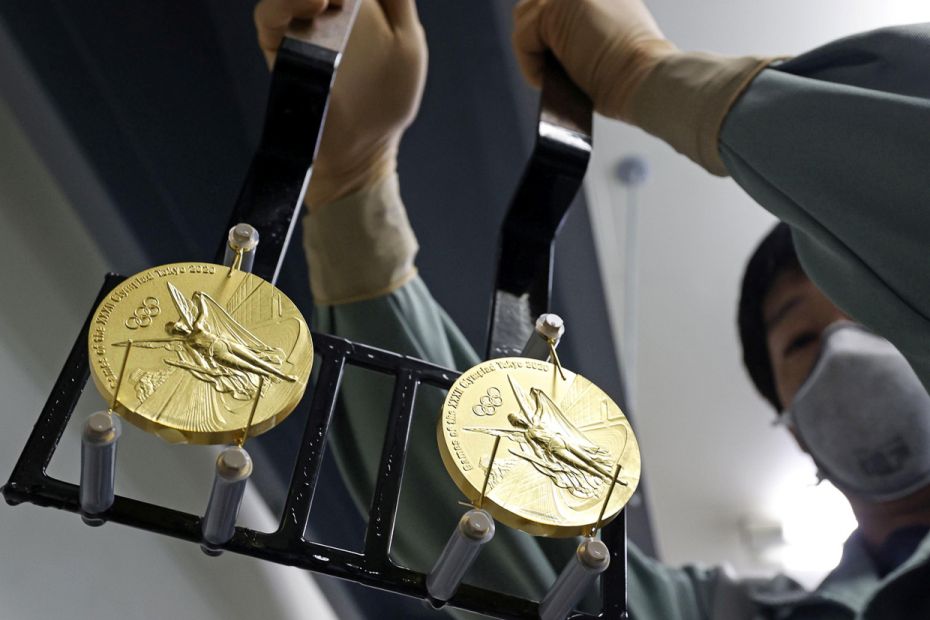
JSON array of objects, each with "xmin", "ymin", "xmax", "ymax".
[{"xmin": 737, "ymin": 223, "xmax": 802, "ymax": 411}]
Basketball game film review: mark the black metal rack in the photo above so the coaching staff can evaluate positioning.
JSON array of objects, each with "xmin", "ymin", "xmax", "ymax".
[
  {"xmin": 2, "ymin": 3, "xmax": 629, "ymax": 617},
  {"xmin": 3, "ymin": 273, "xmax": 627, "ymax": 620}
]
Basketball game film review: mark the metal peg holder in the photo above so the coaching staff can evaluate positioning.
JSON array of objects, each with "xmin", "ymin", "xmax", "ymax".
[
  {"xmin": 539, "ymin": 537, "xmax": 610, "ymax": 620},
  {"xmin": 223, "ymin": 223, "xmax": 260, "ymax": 273},
  {"xmin": 520, "ymin": 313, "xmax": 565, "ymax": 361},
  {"xmin": 201, "ymin": 446, "xmax": 253, "ymax": 555},
  {"xmin": 79, "ymin": 411, "xmax": 121, "ymax": 525},
  {"xmin": 426, "ymin": 508, "xmax": 496, "ymax": 604}
]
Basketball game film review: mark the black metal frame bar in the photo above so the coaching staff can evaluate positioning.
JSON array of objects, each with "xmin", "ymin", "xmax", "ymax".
[
  {"xmin": 486, "ymin": 55, "xmax": 593, "ymax": 359},
  {"xmin": 3, "ymin": 274, "xmax": 627, "ymax": 620},
  {"xmin": 216, "ymin": 0, "xmax": 359, "ymax": 285}
]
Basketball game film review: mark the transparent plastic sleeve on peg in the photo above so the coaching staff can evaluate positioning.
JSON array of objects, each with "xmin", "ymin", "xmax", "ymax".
[
  {"xmin": 426, "ymin": 508, "xmax": 496, "ymax": 603},
  {"xmin": 223, "ymin": 223, "xmax": 260, "ymax": 273},
  {"xmin": 539, "ymin": 538, "xmax": 610, "ymax": 620},
  {"xmin": 201, "ymin": 446, "xmax": 253, "ymax": 555},
  {"xmin": 521, "ymin": 314, "xmax": 565, "ymax": 362},
  {"xmin": 80, "ymin": 411, "xmax": 122, "ymax": 525}
]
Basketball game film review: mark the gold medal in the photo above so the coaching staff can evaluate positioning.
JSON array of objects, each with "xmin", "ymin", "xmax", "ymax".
[
  {"xmin": 438, "ymin": 358, "xmax": 640, "ymax": 537},
  {"xmin": 88, "ymin": 262, "xmax": 313, "ymax": 444}
]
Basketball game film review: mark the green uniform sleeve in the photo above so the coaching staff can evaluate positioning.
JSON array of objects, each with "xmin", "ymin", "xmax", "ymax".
[{"xmin": 719, "ymin": 24, "xmax": 930, "ymax": 391}]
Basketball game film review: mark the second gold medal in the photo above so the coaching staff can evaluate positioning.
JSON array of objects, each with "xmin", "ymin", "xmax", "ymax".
[{"xmin": 438, "ymin": 357, "xmax": 640, "ymax": 537}]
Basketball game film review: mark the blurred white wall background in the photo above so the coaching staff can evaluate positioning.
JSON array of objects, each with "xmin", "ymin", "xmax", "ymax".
[
  {"xmin": 0, "ymin": 96, "xmax": 336, "ymax": 620},
  {"xmin": 585, "ymin": 0, "xmax": 930, "ymax": 588}
]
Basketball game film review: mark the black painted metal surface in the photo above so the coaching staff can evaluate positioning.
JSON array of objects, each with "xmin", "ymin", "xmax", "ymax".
[
  {"xmin": 216, "ymin": 2, "xmax": 359, "ymax": 285},
  {"xmin": 486, "ymin": 56, "xmax": 593, "ymax": 359},
  {"xmin": 3, "ymin": 275, "xmax": 627, "ymax": 620}
]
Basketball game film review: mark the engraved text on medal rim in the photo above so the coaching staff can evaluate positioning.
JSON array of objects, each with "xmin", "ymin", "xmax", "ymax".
[{"xmin": 92, "ymin": 264, "xmax": 217, "ymax": 389}]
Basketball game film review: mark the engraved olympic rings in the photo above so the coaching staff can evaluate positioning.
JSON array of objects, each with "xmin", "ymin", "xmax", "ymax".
[
  {"xmin": 124, "ymin": 297, "xmax": 161, "ymax": 330},
  {"xmin": 471, "ymin": 386, "xmax": 503, "ymax": 416}
]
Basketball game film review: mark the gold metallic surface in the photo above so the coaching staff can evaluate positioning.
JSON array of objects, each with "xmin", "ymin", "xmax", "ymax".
[
  {"xmin": 438, "ymin": 358, "xmax": 640, "ymax": 537},
  {"xmin": 88, "ymin": 262, "xmax": 313, "ymax": 444}
]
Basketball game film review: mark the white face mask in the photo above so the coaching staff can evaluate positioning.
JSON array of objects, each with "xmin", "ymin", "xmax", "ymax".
[{"xmin": 780, "ymin": 321, "xmax": 930, "ymax": 502}]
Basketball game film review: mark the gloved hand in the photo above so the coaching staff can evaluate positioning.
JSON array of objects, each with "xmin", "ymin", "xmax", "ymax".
[
  {"xmin": 512, "ymin": 0, "xmax": 674, "ymax": 121},
  {"xmin": 255, "ymin": 0, "xmax": 427, "ymax": 210},
  {"xmin": 512, "ymin": 0, "xmax": 776, "ymax": 176}
]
